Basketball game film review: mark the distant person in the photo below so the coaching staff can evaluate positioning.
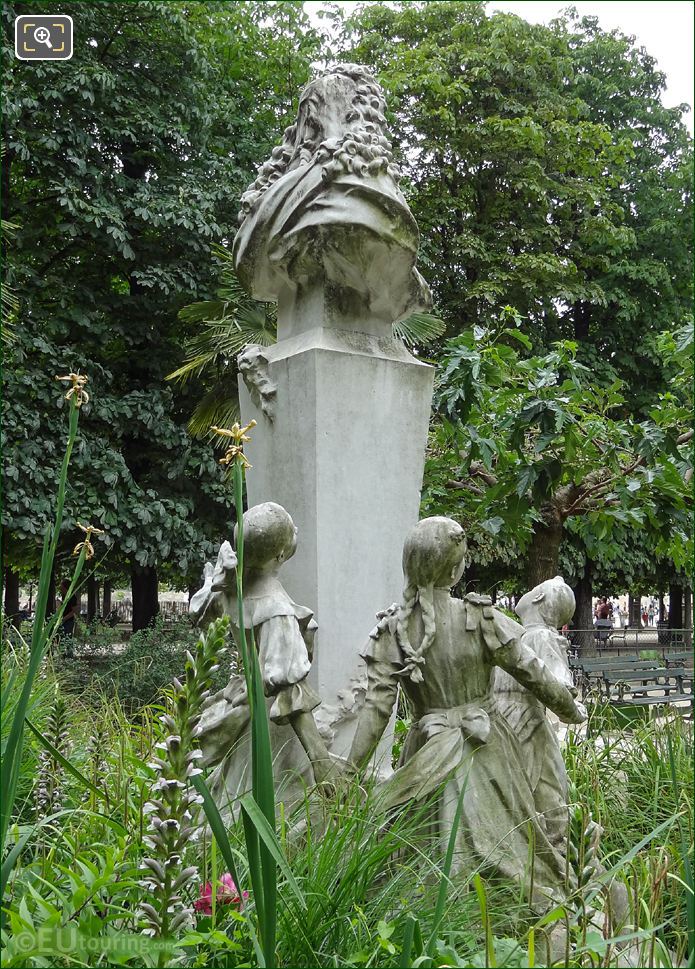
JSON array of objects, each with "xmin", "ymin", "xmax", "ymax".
[
  {"xmin": 613, "ymin": 602, "xmax": 622, "ymax": 627},
  {"xmin": 594, "ymin": 597, "xmax": 612, "ymax": 621},
  {"xmin": 57, "ymin": 579, "xmax": 79, "ymax": 657},
  {"xmin": 641, "ymin": 608, "xmax": 648, "ymax": 628},
  {"xmin": 594, "ymin": 596, "xmax": 612, "ymax": 645},
  {"xmin": 647, "ymin": 604, "xmax": 655, "ymax": 626}
]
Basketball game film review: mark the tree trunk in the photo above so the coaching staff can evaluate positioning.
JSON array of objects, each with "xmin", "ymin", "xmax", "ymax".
[
  {"xmin": 525, "ymin": 520, "xmax": 563, "ymax": 588},
  {"xmin": 102, "ymin": 579, "xmax": 112, "ymax": 617},
  {"xmin": 131, "ymin": 565, "xmax": 159, "ymax": 632},
  {"xmin": 573, "ymin": 300, "xmax": 590, "ymax": 342},
  {"xmin": 684, "ymin": 587, "xmax": 693, "ymax": 649},
  {"xmin": 628, "ymin": 594, "xmax": 642, "ymax": 627},
  {"xmin": 684, "ymin": 586, "xmax": 692, "ymax": 632},
  {"xmin": 571, "ymin": 559, "xmax": 594, "ymax": 655},
  {"xmin": 87, "ymin": 575, "xmax": 100, "ymax": 621},
  {"xmin": 4, "ymin": 568, "xmax": 20, "ymax": 627},
  {"xmin": 668, "ymin": 584, "xmax": 683, "ymax": 629},
  {"xmin": 658, "ymin": 593, "xmax": 665, "ymax": 622}
]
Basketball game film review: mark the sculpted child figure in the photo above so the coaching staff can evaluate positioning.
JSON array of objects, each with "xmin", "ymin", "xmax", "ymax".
[
  {"xmin": 349, "ymin": 517, "xmax": 586, "ymax": 904},
  {"xmin": 191, "ymin": 502, "xmax": 334, "ymax": 814},
  {"xmin": 493, "ymin": 576, "xmax": 576, "ymax": 848}
]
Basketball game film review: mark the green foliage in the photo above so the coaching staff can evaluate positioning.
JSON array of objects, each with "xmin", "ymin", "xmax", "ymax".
[
  {"xmin": 336, "ymin": 0, "xmax": 692, "ymax": 593},
  {"xmin": 1, "ymin": 389, "xmax": 87, "ymax": 880},
  {"xmin": 1, "ymin": 205, "xmax": 19, "ymax": 343},
  {"xmin": 230, "ymin": 436, "xmax": 280, "ymax": 967},
  {"xmin": 343, "ymin": 2, "xmax": 692, "ymax": 413},
  {"xmin": 99, "ymin": 617, "xmax": 228, "ymax": 713},
  {"xmin": 168, "ymin": 246, "xmax": 278, "ymax": 438},
  {"xmin": 566, "ymin": 710, "xmax": 693, "ymax": 963},
  {"xmin": 423, "ymin": 316, "xmax": 692, "ymax": 583},
  {"xmin": 1, "ymin": 0, "xmax": 322, "ymax": 588}
]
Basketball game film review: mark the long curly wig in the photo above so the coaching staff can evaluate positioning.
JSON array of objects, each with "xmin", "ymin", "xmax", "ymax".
[{"xmin": 238, "ymin": 64, "xmax": 400, "ymax": 224}]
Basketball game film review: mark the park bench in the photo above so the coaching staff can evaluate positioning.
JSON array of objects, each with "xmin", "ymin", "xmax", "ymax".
[
  {"xmin": 569, "ymin": 653, "xmax": 689, "ymax": 699},
  {"xmin": 663, "ymin": 650, "xmax": 694, "ymax": 670},
  {"xmin": 601, "ymin": 667, "xmax": 692, "ymax": 711},
  {"xmin": 570, "ymin": 653, "xmax": 645, "ymax": 695}
]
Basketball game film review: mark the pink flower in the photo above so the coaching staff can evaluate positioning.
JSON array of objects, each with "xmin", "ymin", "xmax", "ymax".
[{"xmin": 194, "ymin": 873, "xmax": 247, "ymax": 916}]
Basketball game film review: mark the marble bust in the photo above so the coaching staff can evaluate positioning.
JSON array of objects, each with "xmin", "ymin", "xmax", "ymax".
[{"xmin": 233, "ymin": 63, "xmax": 432, "ymax": 339}]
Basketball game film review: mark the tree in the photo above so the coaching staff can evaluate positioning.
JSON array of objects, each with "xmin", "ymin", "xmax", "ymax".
[
  {"xmin": 344, "ymin": 1, "xmax": 692, "ymax": 601},
  {"xmin": 422, "ymin": 314, "xmax": 692, "ymax": 589},
  {"xmin": 343, "ymin": 2, "xmax": 693, "ymax": 409},
  {"xmin": 559, "ymin": 11, "xmax": 693, "ymax": 412},
  {"xmin": 2, "ymin": 1, "xmax": 321, "ymax": 627}
]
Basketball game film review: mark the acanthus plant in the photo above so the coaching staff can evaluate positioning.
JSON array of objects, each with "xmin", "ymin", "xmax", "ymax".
[{"xmin": 138, "ymin": 616, "xmax": 230, "ymax": 939}]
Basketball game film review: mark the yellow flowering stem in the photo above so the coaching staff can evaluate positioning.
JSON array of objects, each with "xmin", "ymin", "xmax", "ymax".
[
  {"xmin": 231, "ymin": 447, "xmax": 277, "ymax": 965},
  {"xmin": 1, "ymin": 391, "xmax": 83, "ymax": 859}
]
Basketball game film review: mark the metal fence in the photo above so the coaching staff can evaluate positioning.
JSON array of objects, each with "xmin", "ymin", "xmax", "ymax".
[
  {"xmin": 113, "ymin": 599, "xmax": 189, "ymax": 624},
  {"xmin": 565, "ymin": 626, "xmax": 693, "ymax": 656}
]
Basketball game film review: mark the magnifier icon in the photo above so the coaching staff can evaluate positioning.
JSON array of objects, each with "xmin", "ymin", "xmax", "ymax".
[{"xmin": 33, "ymin": 26, "xmax": 52, "ymax": 48}]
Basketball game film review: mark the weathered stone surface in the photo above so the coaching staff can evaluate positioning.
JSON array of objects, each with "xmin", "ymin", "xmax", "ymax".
[
  {"xmin": 233, "ymin": 64, "xmax": 435, "ymax": 759},
  {"xmin": 239, "ymin": 330, "xmax": 433, "ymax": 757},
  {"xmin": 494, "ymin": 576, "xmax": 577, "ymax": 847},
  {"xmin": 238, "ymin": 345, "xmax": 276, "ymax": 421},
  {"xmin": 234, "ymin": 63, "xmax": 431, "ymax": 340},
  {"xmin": 349, "ymin": 518, "xmax": 587, "ymax": 902}
]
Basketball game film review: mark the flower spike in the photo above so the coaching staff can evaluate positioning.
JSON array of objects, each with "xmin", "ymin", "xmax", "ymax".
[
  {"xmin": 73, "ymin": 521, "xmax": 105, "ymax": 560},
  {"xmin": 210, "ymin": 421, "xmax": 257, "ymax": 470},
  {"xmin": 56, "ymin": 372, "xmax": 89, "ymax": 406}
]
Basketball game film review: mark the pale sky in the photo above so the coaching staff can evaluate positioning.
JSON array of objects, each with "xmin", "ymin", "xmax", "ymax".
[{"xmin": 305, "ymin": 0, "xmax": 694, "ymax": 133}]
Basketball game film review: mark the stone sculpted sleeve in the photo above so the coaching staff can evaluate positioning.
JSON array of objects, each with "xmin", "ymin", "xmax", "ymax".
[
  {"xmin": 494, "ymin": 636, "xmax": 585, "ymax": 725},
  {"xmin": 349, "ymin": 630, "xmax": 400, "ymax": 768}
]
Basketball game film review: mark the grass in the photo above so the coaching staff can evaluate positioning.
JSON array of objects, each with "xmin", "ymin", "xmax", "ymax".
[{"xmin": 2, "ymin": 639, "xmax": 693, "ymax": 967}]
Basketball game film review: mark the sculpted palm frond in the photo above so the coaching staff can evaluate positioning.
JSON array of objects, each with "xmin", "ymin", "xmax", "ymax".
[
  {"xmin": 172, "ymin": 243, "xmax": 442, "ymax": 435},
  {"xmin": 393, "ymin": 312, "xmax": 446, "ymax": 348}
]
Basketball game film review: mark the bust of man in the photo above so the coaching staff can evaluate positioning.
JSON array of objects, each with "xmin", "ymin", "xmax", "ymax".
[{"xmin": 233, "ymin": 64, "xmax": 431, "ymax": 340}]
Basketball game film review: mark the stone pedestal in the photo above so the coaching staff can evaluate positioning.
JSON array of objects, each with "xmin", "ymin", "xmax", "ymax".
[{"xmin": 239, "ymin": 327, "xmax": 433, "ymax": 758}]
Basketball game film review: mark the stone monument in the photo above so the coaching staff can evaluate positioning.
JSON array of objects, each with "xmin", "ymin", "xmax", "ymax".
[
  {"xmin": 493, "ymin": 576, "xmax": 577, "ymax": 849},
  {"xmin": 191, "ymin": 502, "xmax": 337, "ymax": 815},
  {"xmin": 233, "ymin": 64, "xmax": 434, "ymax": 756},
  {"xmin": 348, "ymin": 517, "xmax": 588, "ymax": 906}
]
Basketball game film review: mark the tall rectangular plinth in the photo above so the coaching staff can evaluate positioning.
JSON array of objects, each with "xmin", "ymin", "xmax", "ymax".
[{"xmin": 239, "ymin": 328, "xmax": 433, "ymax": 759}]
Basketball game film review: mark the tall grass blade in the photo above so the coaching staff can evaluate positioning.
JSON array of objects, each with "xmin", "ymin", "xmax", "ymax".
[
  {"xmin": 2, "ymin": 807, "xmax": 116, "ymax": 899},
  {"xmin": 400, "ymin": 913, "xmax": 422, "ymax": 967},
  {"xmin": 583, "ymin": 816, "xmax": 677, "ymax": 910},
  {"xmin": 425, "ymin": 773, "xmax": 468, "ymax": 958},
  {"xmin": 1, "ymin": 397, "xmax": 81, "ymax": 858},
  {"xmin": 239, "ymin": 793, "xmax": 306, "ymax": 908},
  {"xmin": 241, "ymin": 801, "xmax": 266, "ymax": 929},
  {"xmin": 191, "ymin": 774, "xmax": 242, "ymax": 894},
  {"xmin": 0, "ymin": 827, "xmax": 34, "ymax": 898},
  {"xmin": 666, "ymin": 728, "xmax": 694, "ymax": 962},
  {"xmin": 248, "ymin": 633, "xmax": 278, "ymax": 965},
  {"xmin": 473, "ymin": 873, "xmax": 496, "ymax": 968},
  {"xmin": 233, "ymin": 456, "xmax": 278, "ymax": 966}
]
